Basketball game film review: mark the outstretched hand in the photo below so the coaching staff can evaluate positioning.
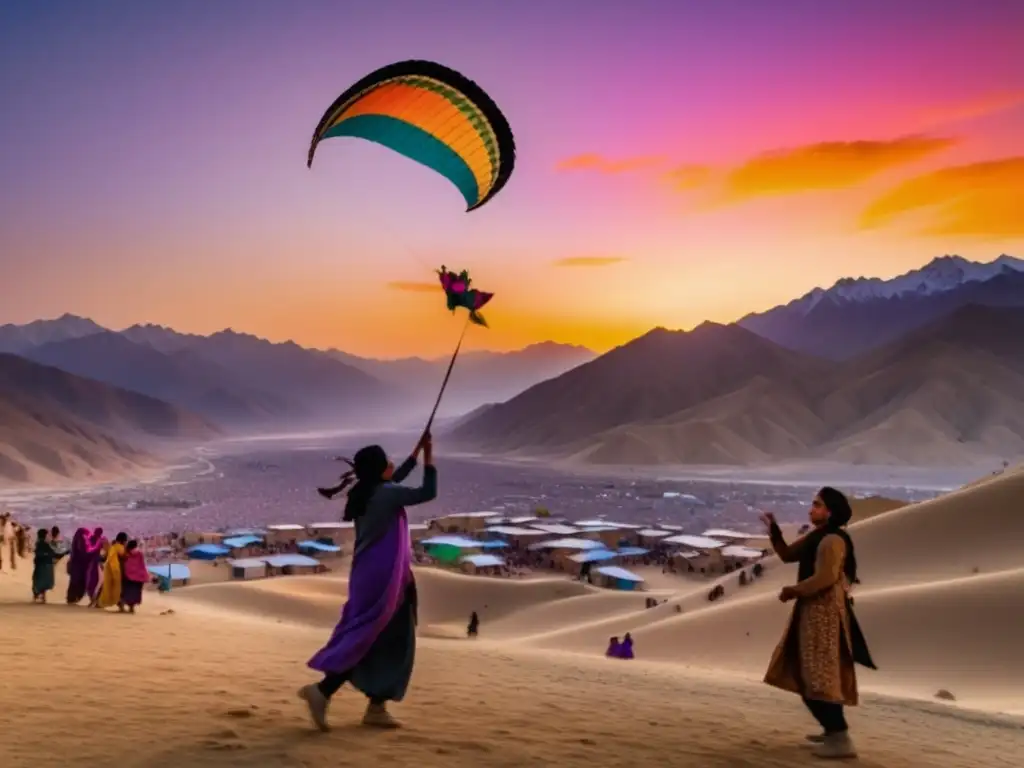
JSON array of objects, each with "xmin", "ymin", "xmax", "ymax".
[{"xmin": 758, "ymin": 511, "xmax": 776, "ymax": 530}]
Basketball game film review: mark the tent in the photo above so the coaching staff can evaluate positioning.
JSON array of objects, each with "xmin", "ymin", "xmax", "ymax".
[
  {"xmin": 222, "ymin": 535, "xmax": 263, "ymax": 549},
  {"xmin": 187, "ymin": 544, "xmax": 230, "ymax": 560},
  {"xmin": 147, "ymin": 562, "xmax": 191, "ymax": 590},
  {"xmin": 229, "ymin": 558, "xmax": 268, "ymax": 580},
  {"xmin": 569, "ymin": 549, "xmax": 619, "ymax": 564},
  {"xmin": 421, "ymin": 535, "xmax": 483, "ymax": 564},
  {"xmin": 615, "ymin": 547, "xmax": 650, "ymax": 557},
  {"xmin": 528, "ymin": 538, "xmax": 605, "ymax": 551},
  {"xmin": 461, "ymin": 554, "xmax": 505, "ymax": 568},
  {"xmin": 263, "ymin": 554, "xmax": 320, "ymax": 570},
  {"xmin": 595, "ymin": 565, "xmax": 645, "ymax": 591},
  {"xmin": 477, "ymin": 539, "xmax": 508, "ymax": 549},
  {"xmin": 298, "ymin": 540, "xmax": 342, "ymax": 554}
]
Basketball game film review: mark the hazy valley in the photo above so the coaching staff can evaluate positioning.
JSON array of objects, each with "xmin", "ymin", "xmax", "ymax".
[{"xmin": 2, "ymin": 254, "xmax": 1022, "ymax": 486}]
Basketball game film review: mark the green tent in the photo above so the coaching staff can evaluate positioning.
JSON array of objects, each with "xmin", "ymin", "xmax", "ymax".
[{"xmin": 426, "ymin": 543, "xmax": 464, "ymax": 563}]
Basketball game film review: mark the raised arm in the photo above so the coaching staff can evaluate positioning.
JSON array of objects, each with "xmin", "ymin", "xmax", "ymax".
[
  {"xmin": 381, "ymin": 465, "xmax": 438, "ymax": 508},
  {"xmin": 768, "ymin": 521, "xmax": 807, "ymax": 563},
  {"xmin": 788, "ymin": 534, "xmax": 845, "ymax": 598},
  {"xmin": 391, "ymin": 456, "xmax": 418, "ymax": 485}
]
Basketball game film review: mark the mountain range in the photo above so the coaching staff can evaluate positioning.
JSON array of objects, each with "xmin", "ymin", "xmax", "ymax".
[
  {"xmin": 0, "ymin": 319, "xmax": 594, "ymax": 432},
  {"xmin": 453, "ymin": 255, "xmax": 1024, "ymax": 467},
  {"xmin": 0, "ymin": 354, "xmax": 217, "ymax": 485},
  {"xmin": 2, "ymin": 253, "xmax": 1022, "ymax": 480},
  {"xmin": 739, "ymin": 254, "xmax": 1024, "ymax": 359}
]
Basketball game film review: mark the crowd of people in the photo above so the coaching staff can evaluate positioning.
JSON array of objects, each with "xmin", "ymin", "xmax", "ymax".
[{"xmin": 0, "ymin": 513, "xmax": 153, "ymax": 613}]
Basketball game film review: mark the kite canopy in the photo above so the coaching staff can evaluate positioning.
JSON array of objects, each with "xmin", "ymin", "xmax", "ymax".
[{"xmin": 307, "ymin": 60, "xmax": 516, "ymax": 212}]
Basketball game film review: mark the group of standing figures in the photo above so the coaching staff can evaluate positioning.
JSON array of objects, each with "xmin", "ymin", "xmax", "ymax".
[
  {"xmin": 296, "ymin": 430, "xmax": 875, "ymax": 761},
  {"xmin": 33, "ymin": 526, "xmax": 150, "ymax": 613}
]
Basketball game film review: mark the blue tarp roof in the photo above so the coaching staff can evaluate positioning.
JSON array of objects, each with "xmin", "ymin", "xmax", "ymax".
[
  {"xmin": 263, "ymin": 554, "xmax": 320, "ymax": 568},
  {"xmin": 147, "ymin": 563, "xmax": 191, "ymax": 581},
  {"xmin": 187, "ymin": 544, "xmax": 230, "ymax": 559},
  {"xmin": 420, "ymin": 535, "xmax": 482, "ymax": 549},
  {"xmin": 616, "ymin": 547, "xmax": 650, "ymax": 556},
  {"xmin": 224, "ymin": 528, "xmax": 265, "ymax": 537},
  {"xmin": 569, "ymin": 549, "xmax": 619, "ymax": 563},
  {"xmin": 477, "ymin": 539, "xmax": 508, "ymax": 549},
  {"xmin": 461, "ymin": 554, "xmax": 505, "ymax": 567},
  {"xmin": 298, "ymin": 540, "xmax": 342, "ymax": 553},
  {"xmin": 229, "ymin": 558, "xmax": 268, "ymax": 569},
  {"xmin": 595, "ymin": 565, "xmax": 645, "ymax": 582},
  {"xmin": 222, "ymin": 535, "xmax": 263, "ymax": 549}
]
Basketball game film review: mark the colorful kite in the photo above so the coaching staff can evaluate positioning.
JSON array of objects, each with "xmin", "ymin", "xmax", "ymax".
[
  {"xmin": 438, "ymin": 265, "xmax": 493, "ymax": 327},
  {"xmin": 307, "ymin": 60, "xmax": 516, "ymax": 211},
  {"xmin": 420, "ymin": 265, "xmax": 494, "ymax": 433}
]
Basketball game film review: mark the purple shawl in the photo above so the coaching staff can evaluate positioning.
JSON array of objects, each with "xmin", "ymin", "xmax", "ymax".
[
  {"xmin": 308, "ymin": 511, "xmax": 412, "ymax": 674},
  {"xmin": 65, "ymin": 528, "xmax": 91, "ymax": 603},
  {"xmin": 84, "ymin": 528, "xmax": 105, "ymax": 599}
]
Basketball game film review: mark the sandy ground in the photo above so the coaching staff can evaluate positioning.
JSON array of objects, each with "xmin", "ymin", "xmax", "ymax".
[{"xmin": 3, "ymin": 464, "xmax": 1024, "ymax": 767}]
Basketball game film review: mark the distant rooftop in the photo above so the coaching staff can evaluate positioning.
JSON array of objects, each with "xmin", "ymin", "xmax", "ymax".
[
  {"xmin": 529, "ymin": 537, "xmax": 605, "ymax": 551},
  {"xmin": 702, "ymin": 528, "xmax": 765, "ymax": 540},
  {"xmin": 663, "ymin": 534, "xmax": 725, "ymax": 549},
  {"xmin": 595, "ymin": 565, "xmax": 644, "ymax": 583}
]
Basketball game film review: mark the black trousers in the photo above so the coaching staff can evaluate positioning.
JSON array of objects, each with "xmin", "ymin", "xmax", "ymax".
[
  {"xmin": 318, "ymin": 672, "xmax": 383, "ymax": 705},
  {"xmin": 803, "ymin": 697, "xmax": 848, "ymax": 733}
]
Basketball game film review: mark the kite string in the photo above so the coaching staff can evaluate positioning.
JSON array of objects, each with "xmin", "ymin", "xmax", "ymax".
[{"xmin": 423, "ymin": 312, "xmax": 472, "ymax": 436}]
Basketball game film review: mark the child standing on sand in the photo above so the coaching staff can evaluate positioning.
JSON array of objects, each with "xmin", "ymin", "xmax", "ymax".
[{"xmin": 120, "ymin": 540, "xmax": 148, "ymax": 614}]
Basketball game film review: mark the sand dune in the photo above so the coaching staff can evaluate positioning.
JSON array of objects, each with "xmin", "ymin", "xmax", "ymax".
[{"xmin": 4, "ymin": 466, "xmax": 1024, "ymax": 766}]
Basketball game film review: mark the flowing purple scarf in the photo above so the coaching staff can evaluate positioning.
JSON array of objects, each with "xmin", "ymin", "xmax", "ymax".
[
  {"xmin": 65, "ymin": 528, "xmax": 91, "ymax": 603},
  {"xmin": 308, "ymin": 511, "xmax": 412, "ymax": 674}
]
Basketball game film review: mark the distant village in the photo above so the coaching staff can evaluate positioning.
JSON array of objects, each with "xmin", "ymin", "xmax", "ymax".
[{"xmin": 141, "ymin": 509, "xmax": 781, "ymax": 594}]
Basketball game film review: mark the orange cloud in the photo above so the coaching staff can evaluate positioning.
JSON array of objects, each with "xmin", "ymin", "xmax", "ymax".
[
  {"xmin": 915, "ymin": 90, "xmax": 1024, "ymax": 129},
  {"xmin": 721, "ymin": 135, "xmax": 958, "ymax": 201},
  {"xmin": 664, "ymin": 164, "xmax": 713, "ymax": 190},
  {"xmin": 555, "ymin": 153, "xmax": 666, "ymax": 174},
  {"xmin": 860, "ymin": 156, "xmax": 1024, "ymax": 237},
  {"xmin": 386, "ymin": 281, "xmax": 439, "ymax": 293},
  {"xmin": 552, "ymin": 256, "xmax": 628, "ymax": 267}
]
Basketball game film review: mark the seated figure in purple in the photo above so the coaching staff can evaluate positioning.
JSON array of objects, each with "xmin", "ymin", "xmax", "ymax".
[
  {"xmin": 618, "ymin": 632, "xmax": 635, "ymax": 659},
  {"xmin": 299, "ymin": 432, "xmax": 437, "ymax": 731},
  {"xmin": 606, "ymin": 636, "xmax": 621, "ymax": 657}
]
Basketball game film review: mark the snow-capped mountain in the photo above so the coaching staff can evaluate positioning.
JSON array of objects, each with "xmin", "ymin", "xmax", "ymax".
[
  {"xmin": 785, "ymin": 254, "xmax": 1024, "ymax": 316},
  {"xmin": 740, "ymin": 255, "xmax": 1024, "ymax": 360}
]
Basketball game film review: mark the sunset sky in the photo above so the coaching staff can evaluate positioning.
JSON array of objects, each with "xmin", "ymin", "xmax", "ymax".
[{"xmin": 1, "ymin": 0, "xmax": 1022, "ymax": 358}]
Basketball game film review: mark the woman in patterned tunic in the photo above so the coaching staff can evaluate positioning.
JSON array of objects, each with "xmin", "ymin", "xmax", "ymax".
[{"xmin": 761, "ymin": 487, "xmax": 876, "ymax": 760}]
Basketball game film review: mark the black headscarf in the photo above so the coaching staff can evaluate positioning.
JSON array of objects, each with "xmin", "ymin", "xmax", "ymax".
[
  {"xmin": 798, "ymin": 485, "xmax": 858, "ymax": 585},
  {"xmin": 343, "ymin": 445, "xmax": 389, "ymax": 522}
]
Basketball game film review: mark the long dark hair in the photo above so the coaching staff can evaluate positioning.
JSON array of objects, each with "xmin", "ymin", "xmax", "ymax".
[
  {"xmin": 817, "ymin": 485, "xmax": 858, "ymax": 584},
  {"xmin": 343, "ymin": 445, "xmax": 389, "ymax": 521}
]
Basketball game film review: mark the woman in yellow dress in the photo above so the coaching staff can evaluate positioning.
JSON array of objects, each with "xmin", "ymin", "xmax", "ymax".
[{"xmin": 96, "ymin": 532, "xmax": 128, "ymax": 609}]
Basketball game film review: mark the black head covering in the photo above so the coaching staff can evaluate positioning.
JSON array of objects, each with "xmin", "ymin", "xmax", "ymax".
[
  {"xmin": 798, "ymin": 486, "xmax": 858, "ymax": 585},
  {"xmin": 343, "ymin": 445, "xmax": 389, "ymax": 521}
]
